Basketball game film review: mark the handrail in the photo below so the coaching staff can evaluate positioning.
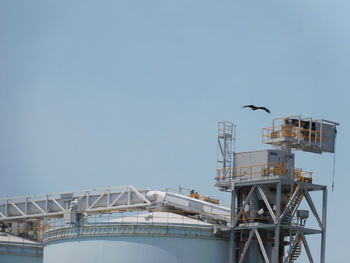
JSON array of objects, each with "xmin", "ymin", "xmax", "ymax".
[
  {"xmin": 262, "ymin": 125, "xmax": 322, "ymax": 143},
  {"xmin": 216, "ymin": 162, "xmax": 288, "ymax": 180},
  {"xmin": 215, "ymin": 162, "xmax": 312, "ymax": 183}
]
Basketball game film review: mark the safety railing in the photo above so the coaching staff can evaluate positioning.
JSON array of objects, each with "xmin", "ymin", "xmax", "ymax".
[
  {"xmin": 8, "ymin": 209, "xmax": 231, "ymax": 243},
  {"xmin": 262, "ymin": 125, "xmax": 321, "ymax": 144},
  {"xmin": 216, "ymin": 162, "xmax": 312, "ymax": 183},
  {"xmin": 216, "ymin": 162, "xmax": 288, "ymax": 181},
  {"xmin": 237, "ymin": 210, "xmax": 272, "ymax": 225},
  {"xmin": 41, "ymin": 210, "xmax": 232, "ymax": 242},
  {"xmin": 43, "ymin": 222, "xmax": 226, "ymax": 244},
  {"xmin": 218, "ymin": 121, "xmax": 233, "ymax": 139},
  {"xmin": 294, "ymin": 169, "xmax": 313, "ymax": 183}
]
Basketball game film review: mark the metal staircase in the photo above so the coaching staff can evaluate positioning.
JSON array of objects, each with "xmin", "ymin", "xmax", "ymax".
[
  {"xmin": 282, "ymin": 186, "xmax": 304, "ymax": 224},
  {"xmin": 286, "ymin": 234, "xmax": 303, "ymax": 263}
]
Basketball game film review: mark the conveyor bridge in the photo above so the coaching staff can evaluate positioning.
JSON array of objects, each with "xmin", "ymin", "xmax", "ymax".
[{"xmin": 0, "ymin": 185, "xmax": 230, "ymax": 225}]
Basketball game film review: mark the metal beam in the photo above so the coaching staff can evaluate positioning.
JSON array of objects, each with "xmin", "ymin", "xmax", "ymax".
[
  {"xmin": 302, "ymin": 235, "xmax": 314, "ymax": 263},
  {"xmin": 321, "ymin": 188, "xmax": 327, "ymax": 263},
  {"xmin": 273, "ymin": 182, "xmax": 281, "ymax": 263},
  {"xmin": 230, "ymin": 186, "xmax": 237, "ymax": 263},
  {"xmin": 50, "ymin": 198, "xmax": 65, "ymax": 212},
  {"xmin": 88, "ymin": 192, "xmax": 106, "ymax": 209},
  {"xmin": 234, "ymin": 185, "xmax": 257, "ymax": 226},
  {"xmin": 238, "ymin": 230, "xmax": 255, "ymax": 263},
  {"xmin": 255, "ymin": 229, "xmax": 270, "ymax": 263},
  {"xmin": 130, "ymin": 185, "xmax": 151, "ymax": 204},
  {"xmin": 29, "ymin": 199, "xmax": 47, "ymax": 215},
  {"xmin": 257, "ymin": 186, "xmax": 276, "ymax": 223},
  {"xmin": 304, "ymin": 189, "xmax": 323, "ymax": 229},
  {"xmin": 127, "ymin": 187, "xmax": 131, "ymax": 205},
  {"xmin": 109, "ymin": 188, "xmax": 127, "ymax": 207},
  {"xmin": 85, "ymin": 203, "xmax": 150, "ymax": 213},
  {"xmin": 8, "ymin": 201, "xmax": 25, "ymax": 216}
]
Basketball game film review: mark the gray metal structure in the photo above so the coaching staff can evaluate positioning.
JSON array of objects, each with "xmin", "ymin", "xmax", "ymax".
[
  {"xmin": 0, "ymin": 185, "xmax": 230, "ymax": 235},
  {"xmin": 216, "ymin": 116, "xmax": 339, "ymax": 263},
  {"xmin": 0, "ymin": 115, "xmax": 339, "ymax": 263},
  {"xmin": 0, "ymin": 186, "xmax": 231, "ymax": 263},
  {"xmin": 0, "ymin": 186, "xmax": 151, "ymax": 222},
  {"xmin": 217, "ymin": 121, "xmax": 235, "ymax": 179},
  {"xmin": 262, "ymin": 116, "xmax": 338, "ymax": 154}
]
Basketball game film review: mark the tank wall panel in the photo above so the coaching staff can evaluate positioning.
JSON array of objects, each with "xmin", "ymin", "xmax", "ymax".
[
  {"xmin": 43, "ymin": 236, "xmax": 228, "ymax": 263},
  {"xmin": 0, "ymin": 243, "xmax": 42, "ymax": 263},
  {"xmin": 0, "ymin": 254, "xmax": 42, "ymax": 263}
]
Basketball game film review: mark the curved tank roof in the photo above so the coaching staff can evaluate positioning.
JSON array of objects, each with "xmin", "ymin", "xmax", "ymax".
[
  {"xmin": 0, "ymin": 232, "xmax": 40, "ymax": 245},
  {"xmin": 0, "ymin": 233, "xmax": 43, "ymax": 263}
]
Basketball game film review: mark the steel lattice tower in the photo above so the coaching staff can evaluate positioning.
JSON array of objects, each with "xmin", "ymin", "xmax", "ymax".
[{"xmin": 216, "ymin": 116, "xmax": 339, "ymax": 263}]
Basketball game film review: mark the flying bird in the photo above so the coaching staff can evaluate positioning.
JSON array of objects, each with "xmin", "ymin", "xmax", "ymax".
[{"xmin": 242, "ymin": 105, "xmax": 271, "ymax": 113}]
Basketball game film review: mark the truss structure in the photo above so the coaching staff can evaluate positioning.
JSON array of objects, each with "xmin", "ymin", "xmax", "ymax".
[
  {"xmin": 229, "ymin": 179, "xmax": 327, "ymax": 263},
  {"xmin": 0, "ymin": 186, "xmax": 151, "ymax": 221},
  {"xmin": 0, "ymin": 186, "xmax": 231, "ymax": 225}
]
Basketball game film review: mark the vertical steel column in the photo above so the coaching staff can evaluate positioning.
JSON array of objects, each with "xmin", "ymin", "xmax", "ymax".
[
  {"xmin": 230, "ymin": 185, "xmax": 237, "ymax": 263},
  {"xmin": 320, "ymin": 188, "xmax": 327, "ymax": 263},
  {"xmin": 274, "ymin": 182, "xmax": 281, "ymax": 263}
]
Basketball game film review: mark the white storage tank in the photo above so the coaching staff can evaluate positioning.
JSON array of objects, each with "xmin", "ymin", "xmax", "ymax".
[
  {"xmin": 0, "ymin": 232, "xmax": 43, "ymax": 263},
  {"xmin": 43, "ymin": 212, "xmax": 229, "ymax": 263}
]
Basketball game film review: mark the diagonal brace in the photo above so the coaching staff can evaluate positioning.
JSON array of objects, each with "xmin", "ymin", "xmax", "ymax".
[
  {"xmin": 238, "ymin": 230, "xmax": 255, "ymax": 263},
  {"xmin": 109, "ymin": 188, "xmax": 128, "ymax": 207},
  {"xmin": 257, "ymin": 186, "xmax": 276, "ymax": 224},
  {"xmin": 29, "ymin": 199, "xmax": 47, "ymax": 214},
  {"xmin": 129, "ymin": 185, "xmax": 151, "ymax": 204},
  {"xmin": 8, "ymin": 201, "xmax": 25, "ymax": 216},
  {"xmin": 88, "ymin": 193, "xmax": 106, "ymax": 209},
  {"xmin": 304, "ymin": 189, "xmax": 323, "ymax": 230},
  {"xmin": 255, "ymin": 229, "xmax": 270, "ymax": 263},
  {"xmin": 302, "ymin": 235, "xmax": 314, "ymax": 263},
  {"xmin": 234, "ymin": 185, "xmax": 256, "ymax": 226},
  {"xmin": 51, "ymin": 198, "xmax": 66, "ymax": 212}
]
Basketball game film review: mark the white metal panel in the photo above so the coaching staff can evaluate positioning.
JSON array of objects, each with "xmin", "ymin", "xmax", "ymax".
[{"xmin": 43, "ymin": 230, "xmax": 228, "ymax": 263}]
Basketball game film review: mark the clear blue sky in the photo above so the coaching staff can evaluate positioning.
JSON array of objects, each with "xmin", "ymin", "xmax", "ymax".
[{"xmin": 0, "ymin": 0, "xmax": 349, "ymax": 262}]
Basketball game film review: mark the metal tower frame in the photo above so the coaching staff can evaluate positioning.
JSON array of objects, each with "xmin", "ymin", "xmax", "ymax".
[
  {"xmin": 217, "ymin": 116, "xmax": 337, "ymax": 263},
  {"xmin": 217, "ymin": 121, "xmax": 235, "ymax": 179},
  {"xmin": 229, "ymin": 179, "xmax": 327, "ymax": 263}
]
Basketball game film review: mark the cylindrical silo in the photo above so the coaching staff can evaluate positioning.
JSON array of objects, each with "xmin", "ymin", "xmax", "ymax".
[
  {"xmin": 43, "ymin": 212, "xmax": 229, "ymax": 263},
  {"xmin": 0, "ymin": 232, "xmax": 43, "ymax": 263}
]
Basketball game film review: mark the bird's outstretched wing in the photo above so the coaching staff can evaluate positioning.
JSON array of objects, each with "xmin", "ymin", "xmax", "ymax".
[
  {"xmin": 243, "ymin": 105, "xmax": 257, "ymax": 110},
  {"xmin": 242, "ymin": 105, "xmax": 271, "ymax": 113},
  {"xmin": 257, "ymin": 107, "xmax": 271, "ymax": 113}
]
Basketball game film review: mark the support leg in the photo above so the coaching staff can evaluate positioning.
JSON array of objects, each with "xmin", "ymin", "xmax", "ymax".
[
  {"xmin": 274, "ymin": 182, "xmax": 281, "ymax": 263},
  {"xmin": 230, "ymin": 186, "xmax": 237, "ymax": 263},
  {"xmin": 320, "ymin": 188, "xmax": 327, "ymax": 263}
]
